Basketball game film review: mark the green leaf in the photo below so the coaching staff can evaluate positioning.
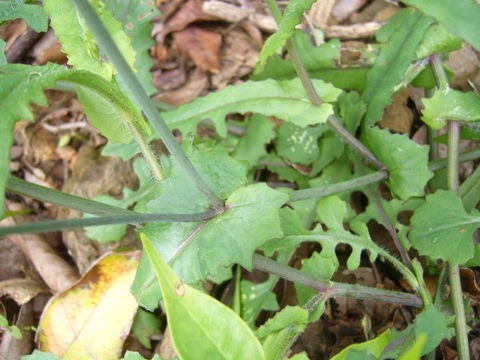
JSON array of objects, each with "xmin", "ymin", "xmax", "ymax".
[
  {"xmin": 0, "ymin": 0, "xmax": 48, "ymax": 32},
  {"xmin": 256, "ymin": 306, "xmax": 309, "ymax": 360},
  {"xmin": 330, "ymin": 329, "xmax": 391, "ymax": 360},
  {"xmin": 410, "ymin": 190, "xmax": 479, "ymax": 265},
  {"xmin": 258, "ymin": 0, "xmax": 316, "ymax": 68},
  {"xmin": 421, "ymin": 88, "xmax": 480, "ymax": 129},
  {"xmin": 133, "ymin": 183, "xmax": 288, "ymax": 308},
  {"xmin": 232, "ymin": 114, "xmax": 276, "ymax": 167},
  {"xmin": 122, "ymin": 352, "xmax": 165, "ymax": 360},
  {"xmin": 21, "ymin": 351, "xmax": 61, "ymax": 360},
  {"xmin": 363, "ymin": 127, "xmax": 433, "ymax": 199},
  {"xmin": 397, "ymin": 334, "xmax": 427, "ymax": 360},
  {"xmin": 241, "ymin": 278, "xmax": 279, "ymax": 328},
  {"xmin": 43, "ymin": 0, "xmax": 136, "ymax": 80},
  {"xmin": 288, "ymin": 353, "xmax": 310, "ymax": 360},
  {"xmin": 276, "ymin": 123, "xmax": 325, "ymax": 165},
  {"xmin": 295, "ymin": 251, "xmax": 336, "ymax": 306},
  {"xmin": 163, "ymin": 78, "xmax": 342, "ymax": 136},
  {"xmin": 105, "ymin": 0, "xmax": 159, "ymax": 95},
  {"xmin": 0, "ymin": 39, "xmax": 6, "ymax": 65},
  {"xmin": 363, "ymin": 9, "xmax": 433, "ymax": 126},
  {"xmin": 140, "ymin": 233, "xmax": 266, "ymax": 360},
  {"xmin": 131, "ymin": 309, "xmax": 162, "ymax": 349},
  {"xmin": 381, "ymin": 305, "xmax": 454, "ymax": 358},
  {"xmin": 0, "ymin": 63, "xmax": 148, "ymax": 217},
  {"xmin": 416, "ymin": 23, "xmax": 462, "ymax": 59},
  {"xmin": 401, "ymin": 0, "xmax": 480, "ymax": 51},
  {"xmin": 460, "ymin": 164, "xmax": 480, "ymax": 212},
  {"xmin": 336, "ymin": 92, "xmax": 366, "ymax": 135},
  {"xmin": 261, "ymin": 153, "xmax": 309, "ymax": 188},
  {"xmin": 84, "ymin": 159, "xmax": 156, "ymax": 242},
  {"xmin": 310, "ymin": 132, "xmax": 345, "ymax": 176}
]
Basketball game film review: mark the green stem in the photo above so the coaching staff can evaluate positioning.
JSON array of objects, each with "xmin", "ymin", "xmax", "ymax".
[
  {"xmin": 70, "ymin": 0, "xmax": 224, "ymax": 211},
  {"xmin": 289, "ymin": 171, "xmax": 388, "ymax": 202},
  {"xmin": 265, "ymin": 0, "xmax": 384, "ymax": 169},
  {"xmin": 6, "ymin": 177, "xmax": 133, "ymax": 216},
  {"xmin": 252, "ymin": 254, "xmax": 423, "ymax": 307},
  {"xmin": 0, "ymin": 210, "xmax": 218, "ymax": 236},
  {"xmin": 431, "ymin": 53, "xmax": 470, "ymax": 360}
]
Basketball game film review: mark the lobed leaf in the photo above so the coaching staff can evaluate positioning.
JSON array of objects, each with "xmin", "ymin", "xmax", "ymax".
[
  {"xmin": 416, "ymin": 23, "xmax": 462, "ymax": 59},
  {"xmin": 363, "ymin": 127, "xmax": 433, "ymax": 200},
  {"xmin": 162, "ymin": 78, "xmax": 342, "ymax": 136},
  {"xmin": 241, "ymin": 277, "xmax": 279, "ymax": 328},
  {"xmin": 410, "ymin": 190, "xmax": 479, "ymax": 265},
  {"xmin": 0, "ymin": 0, "xmax": 48, "ymax": 32},
  {"xmin": 276, "ymin": 123, "xmax": 325, "ymax": 165},
  {"xmin": 421, "ymin": 88, "xmax": 480, "ymax": 129},
  {"xmin": 330, "ymin": 330, "xmax": 391, "ymax": 360},
  {"xmin": 37, "ymin": 252, "xmax": 141, "ymax": 360},
  {"xmin": 362, "ymin": 9, "xmax": 433, "ymax": 127},
  {"xmin": 401, "ymin": 0, "xmax": 480, "ymax": 51},
  {"xmin": 140, "ymin": 233, "xmax": 266, "ymax": 360}
]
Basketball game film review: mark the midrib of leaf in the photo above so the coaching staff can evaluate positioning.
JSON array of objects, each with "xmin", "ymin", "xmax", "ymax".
[{"xmin": 414, "ymin": 217, "xmax": 480, "ymax": 234}]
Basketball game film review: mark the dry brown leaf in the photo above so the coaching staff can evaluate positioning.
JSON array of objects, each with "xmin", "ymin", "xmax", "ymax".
[
  {"xmin": 37, "ymin": 252, "xmax": 141, "ymax": 360},
  {"xmin": 155, "ymin": 326, "xmax": 178, "ymax": 359},
  {"xmin": 161, "ymin": 0, "xmax": 218, "ymax": 40},
  {"xmin": 378, "ymin": 87, "xmax": 413, "ymax": 134},
  {"xmin": 154, "ymin": 67, "xmax": 208, "ymax": 106},
  {"xmin": 211, "ymin": 28, "xmax": 259, "ymax": 89},
  {"xmin": 0, "ymin": 278, "xmax": 46, "ymax": 305},
  {"xmin": 153, "ymin": 68, "xmax": 187, "ymax": 91},
  {"xmin": 173, "ymin": 26, "xmax": 222, "ymax": 73},
  {"xmin": 460, "ymin": 267, "xmax": 480, "ymax": 298},
  {"xmin": 332, "ymin": 0, "xmax": 368, "ymax": 23},
  {"xmin": 2, "ymin": 213, "xmax": 79, "ymax": 293},
  {"xmin": 31, "ymin": 29, "xmax": 67, "ymax": 65}
]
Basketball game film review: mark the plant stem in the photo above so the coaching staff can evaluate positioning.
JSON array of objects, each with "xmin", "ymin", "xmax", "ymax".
[
  {"xmin": 264, "ymin": 0, "xmax": 384, "ymax": 169},
  {"xmin": 252, "ymin": 254, "xmax": 423, "ymax": 307},
  {"xmin": 431, "ymin": 53, "xmax": 470, "ymax": 360},
  {"xmin": 289, "ymin": 170, "xmax": 388, "ymax": 202},
  {"xmin": 0, "ymin": 210, "xmax": 218, "ymax": 236},
  {"xmin": 70, "ymin": 0, "xmax": 224, "ymax": 212},
  {"xmin": 6, "ymin": 177, "xmax": 133, "ymax": 216}
]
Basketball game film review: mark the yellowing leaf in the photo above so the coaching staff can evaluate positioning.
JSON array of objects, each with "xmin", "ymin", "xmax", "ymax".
[{"xmin": 37, "ymin": 252, "xmax": 141, "ymax": 360}]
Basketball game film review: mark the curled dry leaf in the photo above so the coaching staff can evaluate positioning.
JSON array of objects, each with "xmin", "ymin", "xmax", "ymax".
[
  {"xmin": 37, "ymin": 251, "xmax": 141, "ymax": 360},
  {"xmin": 154, "ymin": 67, "xmax": 208, "ymax": 106},
  {"xmin": 0, "ymin": 278, "xmax": 46, "ymax": 305},
  {"xmin": 173, "ymin": 26, "xmax": 222, "ymax": 74}
]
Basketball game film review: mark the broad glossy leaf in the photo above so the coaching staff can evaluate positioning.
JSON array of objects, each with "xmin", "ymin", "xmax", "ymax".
[
  {"xmin": 141, "ymin": 234, "xmax": 266, "ymax": 360},
  {"xmin": 330, "ymin": 330, "xmax": 391, "ymax": 360},
  {"xmin": 258, "ymin": 0, "xmax": 316, "ymax": 67},
  {"xmin": 410, "ymin": 190, "xmax": 479, "ymax": 265},
  {"xmin": 381, "ymin": 306, "xmax": 454, "ymax": 358},
  {"xmin": 363, "ymin": 127, "xmax": 433, "ymax": 199},
  {"xmin": 232, "ymin": 114, "xmax": 275, "ymax": 167},
  {"xmin": 43, "ymin": 0, "xmax": 136, "ymax": 80},
  {"xmin": 401, "ymin": 0, "xmax": 480, "ymax": 51},
  {"xmin": 421, "ymin": 88, "xmax": 480, "ymax": 129},
  {"xmin": 363, "ymin": 9, "xmax": 433, "ymax": 126},
  {"xmin": 0, "ymin": 64, "xmax": 148, "ymax": 216},
  {"xmin": 105, "ymin": 0, "xmax": 159, "ymax": 94},
  {"xmin": 0, "ymin": 0, "xmax": 48, "ymax": 32},
  {"xmin": 37, "ymin": 252, "xmax": 140, "ymax": 360},
  {"xmin": 163, "ymin": 78, "xmax": 342, "ymax": 136}
]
